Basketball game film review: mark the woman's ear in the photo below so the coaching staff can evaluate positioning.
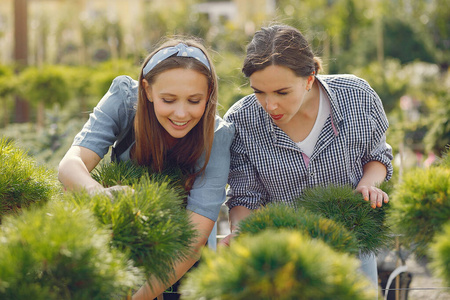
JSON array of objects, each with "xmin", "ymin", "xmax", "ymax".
[
  {"xmin": 142, "ymin": 79, "xmax": 153, "ymax": 101},
  {"xmin": 306, "ymin": 75, "xmax": 315, "ymax": 91}
]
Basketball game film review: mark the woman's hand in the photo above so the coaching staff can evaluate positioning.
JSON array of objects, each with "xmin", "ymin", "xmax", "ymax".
[
  {"xmin": 218, "ymin": 231, "xmax": 238, "ymax": 248},
  {"xmin": 88, "ymin": 185, "xmax": 135, "ymax": 199},
  {"xmin": 355, "ymin": 185, "xmax": 389, "ymax": 209},
  {"xmin": 356, "ymin": 161, "xmax": 389, "ymax": 209}
]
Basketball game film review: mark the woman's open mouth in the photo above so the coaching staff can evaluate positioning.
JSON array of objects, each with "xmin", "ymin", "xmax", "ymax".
[{"xmin": 170, "ymin": 119, "xmax": 189, "ymax": 127}]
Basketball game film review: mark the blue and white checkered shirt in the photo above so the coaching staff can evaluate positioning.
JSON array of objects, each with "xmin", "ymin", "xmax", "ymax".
[{"xmin": 224, "ymin": 74, "xmax": 394, "ymax": 210}]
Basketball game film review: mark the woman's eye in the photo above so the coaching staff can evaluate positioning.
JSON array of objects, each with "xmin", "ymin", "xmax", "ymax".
[
  {"xmin": 253, "ymin": 90, "xmax": 262, "ymax": 94},
  {"xmin": 162, "ymin": 98, "xmax": 175, "ymax": 103},
  {"xmin": 277, "ymin": 91, "xmax": 288, "ymax": 95},
  {"xmin": 189, "ymin": 99, "xmax": 201, "ymax": 104}
]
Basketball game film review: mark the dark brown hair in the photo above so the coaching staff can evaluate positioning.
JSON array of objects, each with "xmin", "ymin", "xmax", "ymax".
[
  {"xmin": 132, "ymin": 37, "xmax": 218, "ymax": 190},
  {"xmin": 242, "ymin": 24, "xmax": 322, "ymax": 78}
]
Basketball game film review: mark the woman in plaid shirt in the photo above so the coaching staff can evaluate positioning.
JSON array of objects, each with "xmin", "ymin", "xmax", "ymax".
[{"xmin": 222, "ymin": 24, "xmax": 393, "ymax": 293}]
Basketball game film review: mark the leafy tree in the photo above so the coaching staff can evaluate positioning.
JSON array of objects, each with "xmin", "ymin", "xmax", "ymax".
[
  {"xmin": 19, "ymin": 66, "xmax": 70, "ymax": 131},
  {"xmin": 382, "ymin": 17, "xmax": 436, "ymax": 64}
]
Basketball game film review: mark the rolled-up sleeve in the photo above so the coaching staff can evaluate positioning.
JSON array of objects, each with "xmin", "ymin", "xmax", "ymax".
[
  {"xmin": 361, "ymin": 92, "xmax": 394, "ymax": 181},
  {"xmin": 186, "ymin": 117, "xmax": 235, "ymax": 221},
  {"xmin": 72, "ymin": 75, "xmax": 137, "ymax": 158}
]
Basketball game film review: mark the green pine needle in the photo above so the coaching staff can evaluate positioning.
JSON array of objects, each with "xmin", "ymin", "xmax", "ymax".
[
  {"xmin": 64, "ymin": 176, "xmax": 197, "ymax": 287},
  {"xmin": 91, "ymin": 160, "xmax": 188, "ymax": 196},
  {"xmin": 180, "ymin": 230, "xmax": 375, "ymax": 300},
  {"xmin": 0, "ymin": 137, "xmax": 59, "ymax": 222},
  {"xmin": 430, "ymin": 221, "xmax": 450, "ymax": 287},
  {"xmin": 390, "ymin": 166, "xmax": 450, "ymax": 258},
  {"xmin": 0, "ymin": 200, "xmax": 143, "ymax": 299},
  {"xmin": 296, "ymin": 185, "xmax": 392, "ymax": 255},
  {"xmin": 237, "ymin": 203, "xmax": 359, "ymax": 255}
]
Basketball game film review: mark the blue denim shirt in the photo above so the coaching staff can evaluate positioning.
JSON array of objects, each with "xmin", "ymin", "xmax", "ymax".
[{"xmin": 73, "ymin": 75, "xmax": 234, "ymax": 221}]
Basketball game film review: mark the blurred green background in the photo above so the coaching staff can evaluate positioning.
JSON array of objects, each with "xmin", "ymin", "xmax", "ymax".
[{"xmin": 0, "ymin": 0, "xmax": 449, "ymax": 173}]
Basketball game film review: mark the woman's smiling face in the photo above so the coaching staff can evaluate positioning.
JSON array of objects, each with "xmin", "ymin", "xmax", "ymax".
[
  {"xmin": 249, "ymin": 65, "xmax": 311, "ymax": 125},
  {"xmin": 143, "ymin": 68, "xmax": 209, "ymax": 143}
]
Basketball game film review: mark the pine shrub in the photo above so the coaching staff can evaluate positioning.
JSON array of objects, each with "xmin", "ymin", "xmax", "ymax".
[
  {"xmin": 180, "ymin": 229, "xmax": 375, "ymax": 300},
  {"xmin": 430, "ymin": 221, "xmax": 450, "ymax": 287},
  {"xmin": 0, "ymin": 200, "xmax": 143, "ymax": 300},
  {"xmin": 390, "ymin": 165, "xmax": 450, "ymax": 258},
  {"xmin": 64, "ymin": 176, "xmax": 196, "ymax": 286},
  {"xmin": 297, "ymin": 185, "xmax": 392, "ymax": 255},
  {"xmin": 0, "ymin": 138, "xmax": 59, "ymax": 222},
  {"xmin": 92, "ymin": 160, "xmax": 188, "ymax": 195},
  {"xmin": 237, "ymin": 203, "xmax": 359, "ymax": 255}
]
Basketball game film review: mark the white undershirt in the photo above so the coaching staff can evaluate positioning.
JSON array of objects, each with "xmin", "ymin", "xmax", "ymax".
[{"xmin": 296, "ymin": 86, "xmax": 331, "ymax": 157}]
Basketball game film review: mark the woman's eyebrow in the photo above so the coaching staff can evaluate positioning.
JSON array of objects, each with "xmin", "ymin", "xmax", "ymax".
[
  {"xmin": 159, "ymin": 92, "xmax": 205, "ymax": 97},
  {"xmin": 250, "ymin": 86, "xmax": 291, "ymax": 93}
]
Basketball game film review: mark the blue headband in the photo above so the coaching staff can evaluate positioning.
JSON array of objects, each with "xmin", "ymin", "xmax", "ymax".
[{"xmin": 143, "ymin": 43, "xmax": 211, "ymax": 76}]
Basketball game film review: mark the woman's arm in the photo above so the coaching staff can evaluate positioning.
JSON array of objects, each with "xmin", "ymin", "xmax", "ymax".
[
  {"xmin": 132, "ymin": 211, "xmax": 214, "ymax": 299},
  {"xmin": 58, "ymin": 146, "xmax": 131, "ymax": 196},
  {"xmin": 219, "ymin": 205, "xmax": 253, "ymax": 247},
  {"xmin": 355, "ymin": 160, "xmax": 389, "ymax": 209},
  {"xmin": 58, "ymin": 146, "xmax": 104, "ymax": 193}
]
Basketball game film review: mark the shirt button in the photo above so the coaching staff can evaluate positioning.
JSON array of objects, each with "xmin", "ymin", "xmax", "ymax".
[{"xmin": 310, "ymin": 172, "xmax": 315, "ymax": 177}]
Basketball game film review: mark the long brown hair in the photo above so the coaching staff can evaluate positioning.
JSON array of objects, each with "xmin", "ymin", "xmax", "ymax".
[
  {"xmin": 242, "ymin": 24, "xmax": 323, "ymax": 78},
  {"xmin": 132, "ymin": 37, "xmax": 218, "ymax": 190}
]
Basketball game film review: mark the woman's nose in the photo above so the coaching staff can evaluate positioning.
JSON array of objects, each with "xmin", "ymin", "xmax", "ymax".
[
  {"xmin": 173, "ymin": 103, "xmax": 188, "ymax": 118},
  {"xmin": 265, "ymin": 96, "xmax": 278, "ymax": 111}
]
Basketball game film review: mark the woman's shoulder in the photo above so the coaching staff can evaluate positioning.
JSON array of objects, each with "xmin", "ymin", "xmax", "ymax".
[
  {"xmin": 224, "ymin": 94, "xmax": 260, "ymax": 121},
  {"xmin": 95, "ymin": 75, "xmax": 139, "ymax": 118},
  {"xmin": 318, "ymin": 74, "xmax": 375, "ymax": 96},
  {"xmin": 214, "ymin": 115, "xmax": 235, "ymax": 135},
  {"xmin": 214, "ymin": 115, "xmax": 235, "ymax": 143},
  {"xmin": 108, "ymin": 75, "xmax": 139, "ymax": 103}
]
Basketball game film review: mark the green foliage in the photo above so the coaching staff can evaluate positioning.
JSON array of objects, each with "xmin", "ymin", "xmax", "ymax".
[
  {"xmin": 91, "ymin": 160, "xmax": 188, "ymax": 195},
  {"xmin": 297, "ymin": 185, "xmax": 392, "ymax": 255},
  {"xmin": 383, "ymin": 16, "xmax": 436, "ymax": 64},
  {"xmin": 0, "ymin": 138, "xmax": 59, "ymax": 222},
  {"xmin": 213, "ymin": 51, "xmax": 252, "ymax": 115},
  {"xmin": 424, "ymin": 91, "xmax": 450, "ymax": 155},
  {"xmin": 0, "ymin": 200, "xmax": 143, "ymax": 299},
  {"xmin": 353, "ymin": 59, "xmax": 409, "ymax": 114},
  {"xmin": 64, "ymin": 177, "xmax": 196, "ymax": 286},
  {"xmin": 19, "ymin": 65, "xmax": 70, "ymax": 108},
  {"xmin": 180, "ymin": 229, "xmax": 375, "ymax": 300},
  {"xmin": 237, "ymin": 203, "xmax": 359, "ymax": 255},
  {"xmin": 390, "ymin": 165, "xmax": 450, "ymax": 258},
  {"xmin": 0, "ymin": 65, "xmax": 16, "ymax": 98},
  {"xmin": 430, "ymin": 221, "xmax": 450, "ymax": 287}
]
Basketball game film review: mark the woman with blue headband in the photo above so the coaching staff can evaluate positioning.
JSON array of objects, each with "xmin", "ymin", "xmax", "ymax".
[{"xmin": 58, "ymin": 37, "xmax": 234, "ymax": 299}]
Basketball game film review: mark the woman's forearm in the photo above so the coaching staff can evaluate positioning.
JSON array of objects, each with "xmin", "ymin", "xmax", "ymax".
[
  {"xmin": 357, "ymin": 160, "xmax": 387, "ymax": 187},
  {"xmin": 58, "ymin": 146, "xmax": 103, "ymax": 192},
  {"xmin": 132, "ymin": 211, "xmax": 214, "ymax": 300},
  {"xmin": 229, "ymin": 205, "xmax": 253, "ymax": 232}
]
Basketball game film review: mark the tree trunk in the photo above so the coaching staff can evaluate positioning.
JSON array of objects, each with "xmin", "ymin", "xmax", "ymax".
[{"xmin": 14, "ymin": 0, "xmax": 30, "ymax": 123}]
